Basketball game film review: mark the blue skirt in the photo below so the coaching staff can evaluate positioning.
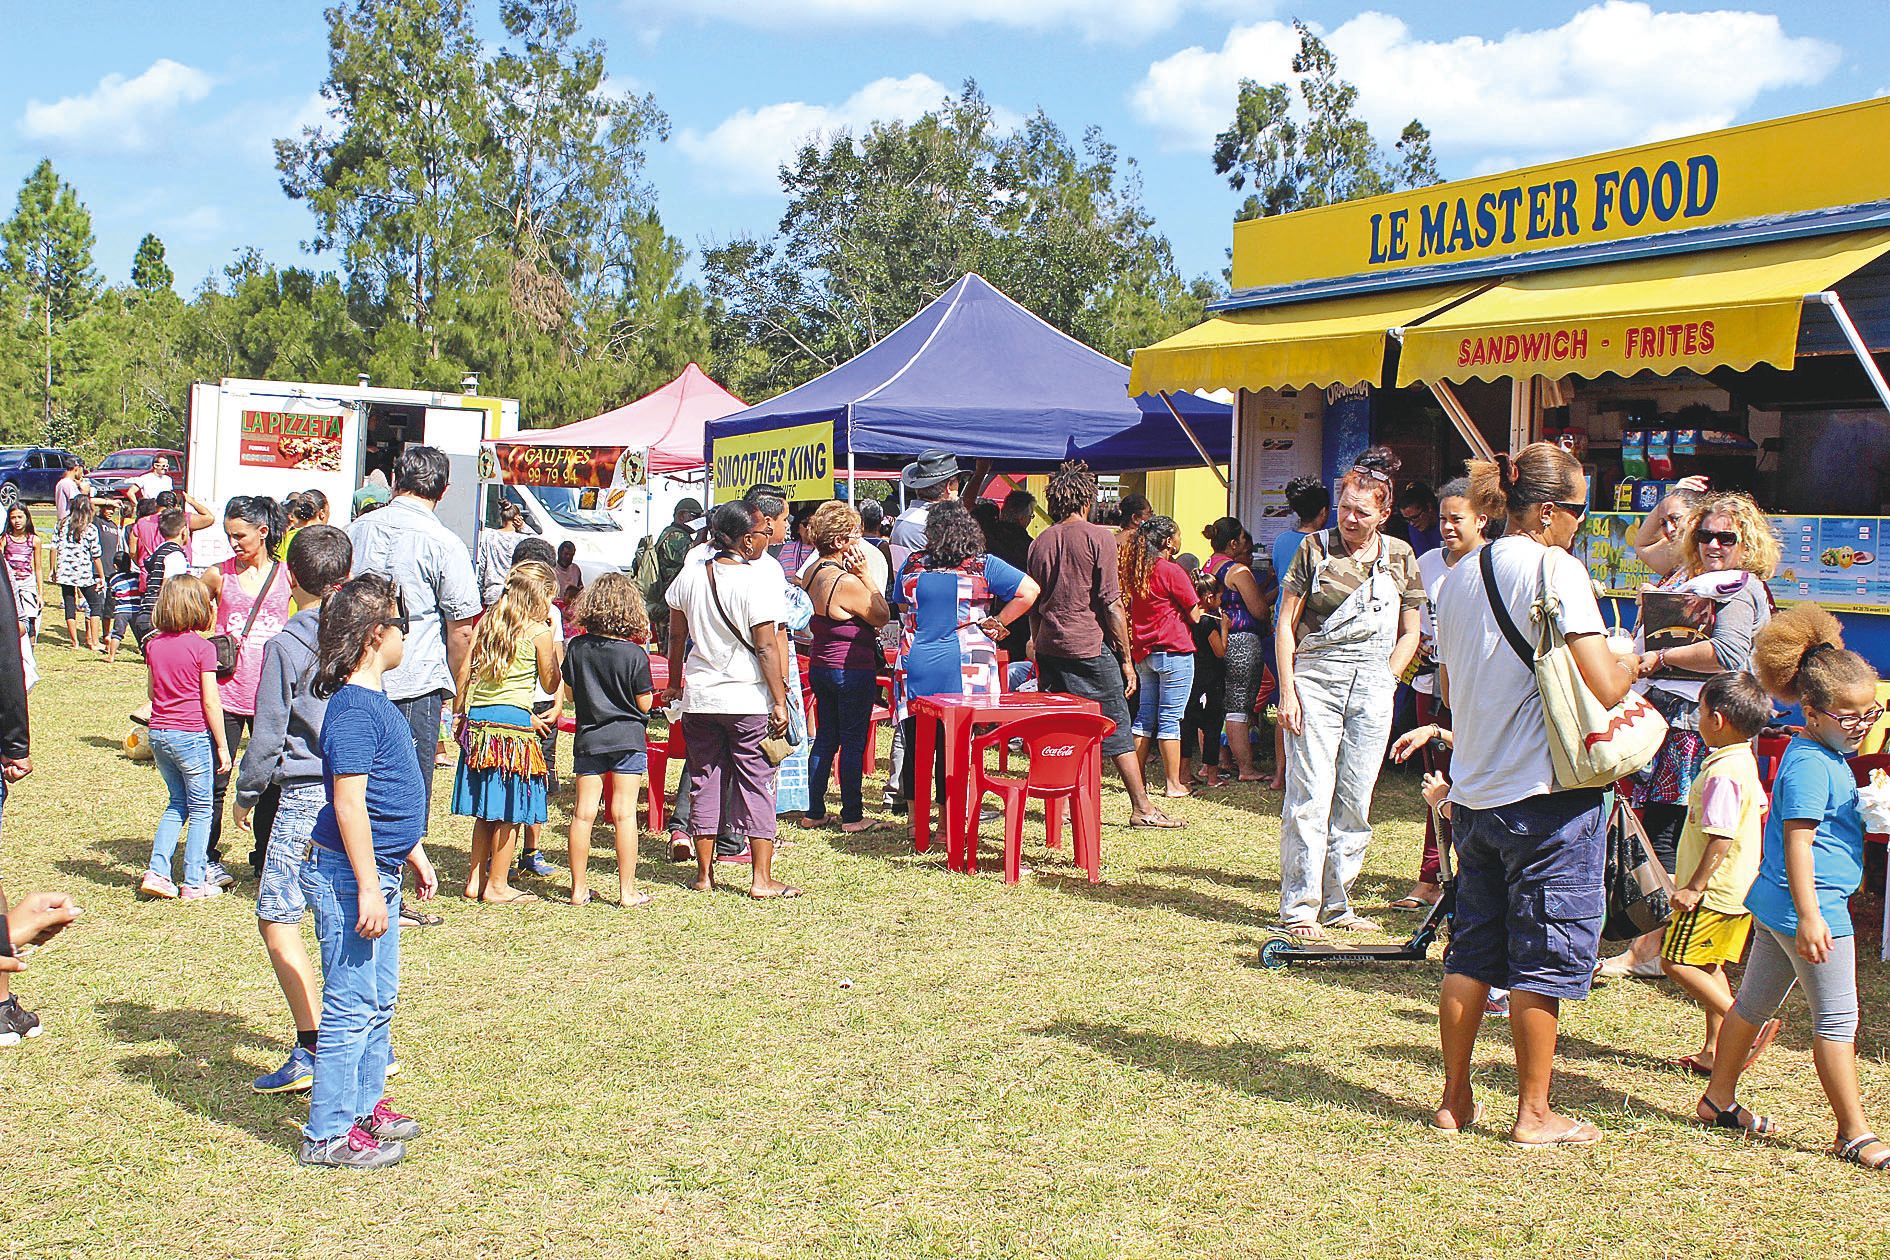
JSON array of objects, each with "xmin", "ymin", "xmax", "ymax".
[{"xmin": 451, "ymin": 704, "xmax": 550, "ymax": 824}]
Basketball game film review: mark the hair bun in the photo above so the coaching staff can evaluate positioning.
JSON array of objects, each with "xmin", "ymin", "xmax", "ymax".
[
  {"xmin": 1495, "ymin": 452, "xmax": 1518, "ymax": 490},
  {"xmin": 1354, "ymin": 446, "xmax": 1402, "ymax": 478}
]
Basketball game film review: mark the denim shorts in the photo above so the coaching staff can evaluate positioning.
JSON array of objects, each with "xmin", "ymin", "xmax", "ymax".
[
  {"xmin": 256, "ymin": 781, "xmax": 326, "ymax": 924},
  {"xmin": 1445, "ymin": 789, "xmax": 1606, "ymax": 1001},
  {"xmin": 1131, "ymin": 650, "xmax": 1195, "ymax": 741},
  {"xmin": 572, "ymin": 747, "xmax": 648, "ymax": 778},
  {"xmin": 1036, "ymin": 653, "xmax": 1134, "ymax": 757}
]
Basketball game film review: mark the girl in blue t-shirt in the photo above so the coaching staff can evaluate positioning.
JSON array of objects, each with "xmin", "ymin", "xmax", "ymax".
[
  {"xmin": 1697, "ymin": 604, "xmax": 1889, "ymax": 1172},
  {"xmin": 296, "ymin": 573, "xmax": 438, "ymax": 1171}
]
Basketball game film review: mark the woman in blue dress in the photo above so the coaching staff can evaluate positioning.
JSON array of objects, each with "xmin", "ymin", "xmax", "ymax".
[{"xmin": 893, "ymin": 500, "xmax": 1040, "ymax": 805}]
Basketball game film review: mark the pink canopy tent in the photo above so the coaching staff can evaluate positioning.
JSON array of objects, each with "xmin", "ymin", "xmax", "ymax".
[{"xmin": 506, "ymin": 363, "xmax": 744, "ymax": 475}]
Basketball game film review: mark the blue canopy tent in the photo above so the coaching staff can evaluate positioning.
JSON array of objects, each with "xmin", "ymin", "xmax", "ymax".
[{"xmin": 703, "ymin": 274, "xmax": 1232, "ymax": 490}]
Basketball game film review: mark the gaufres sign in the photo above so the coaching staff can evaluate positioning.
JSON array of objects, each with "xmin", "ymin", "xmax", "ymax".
[
  {"xmin": 482, "ymin": 442, "xmax": 648, "ymax": 490},
  {"xmin": 1230, "ymin": 98, "xmax": 1890, "ymax": 292}
]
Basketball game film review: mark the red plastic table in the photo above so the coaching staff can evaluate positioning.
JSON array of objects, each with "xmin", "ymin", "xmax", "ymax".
[{"xmin": 909, "ymin": 691, "xmax": 1102, "ymax": 872}]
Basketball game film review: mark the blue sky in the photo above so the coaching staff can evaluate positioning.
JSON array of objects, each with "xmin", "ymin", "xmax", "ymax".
[{"xmin": 2, "ymin": 0, "xmax": 1884, "ymax": 295}]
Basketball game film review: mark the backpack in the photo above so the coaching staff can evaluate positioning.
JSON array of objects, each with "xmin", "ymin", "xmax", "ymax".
[{"xmin": 631, "ymin": 535, "xmax": 660, "ymax": 593}]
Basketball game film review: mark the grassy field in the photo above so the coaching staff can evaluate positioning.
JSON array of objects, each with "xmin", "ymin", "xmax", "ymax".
[{"xmin": 6, "ymin": 632, "xmax": 1890, "ymax": 1259}]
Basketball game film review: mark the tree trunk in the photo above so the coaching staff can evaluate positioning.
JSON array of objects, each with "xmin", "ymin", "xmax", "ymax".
[{"xmin": 42, "ymin": 284, "xmax": 52, "ymax": 434}]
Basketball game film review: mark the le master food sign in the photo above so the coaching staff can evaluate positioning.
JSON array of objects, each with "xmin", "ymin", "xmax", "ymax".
[
  {"xmin": 1230, "ymin": 98, "xmax": 1890, "ymax": 292},
  {"xmin": 482, "ymin": 442, "xmax": 648, "ymax": 491}
]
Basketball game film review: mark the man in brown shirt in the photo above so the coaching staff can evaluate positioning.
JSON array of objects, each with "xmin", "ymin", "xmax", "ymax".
[{"xmin": 1027, "ymin": 461, "xmax": 1184, "ymax": 829}]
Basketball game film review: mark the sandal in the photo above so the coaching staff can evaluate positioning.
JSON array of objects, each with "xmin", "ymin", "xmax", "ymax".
[
  {"xmin": 1509, "ymin": 1119, "xmax": 1602, "ymax": 1149},
  {"xmin": 620, "ymin": 892, "xmax": 654, "ymax": 908},
  {"xmin": 1698, "ymin": 1096, "xmax": 1777, "ymax": 1136},
  {"xmin": 399, "ymin": 909, "xmax": 445, "ymax": 928},
  {"xmin": 1129, "ymin": 812, "xmax": 1187, "ymax": 829},
  {"xmin": 1428, "ymin": 1100, "xmax": 1485, "ymax": 1134},
  {"xmin": 1835, "ymin": 1133, "xmax": 1890, "ymax": 1170},
  {"xmin": 1674, "ymin": 1054, "xmax": 1713, "ymax": 1078},
  {"xmin": 1324, "ymin": 913, "xmax": 1382, "ymax": 933},
  {"xmin": 1283, "ymin": 922, "xmax": 1325, "ymax": 941},
  {"xmin": 1388, "ymin": 895, "xmax": 1436, "ymax": 911}
]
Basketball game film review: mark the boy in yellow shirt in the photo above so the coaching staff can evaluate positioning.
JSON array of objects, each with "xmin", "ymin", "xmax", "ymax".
[{"xmin": 1662, "ymin": 671, "xmax": 1779, "ymax": 1075}]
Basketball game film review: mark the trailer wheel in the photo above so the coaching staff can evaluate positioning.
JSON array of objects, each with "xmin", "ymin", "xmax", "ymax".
[{"xmin": 1258, "ymin": 937, "xmax": 1292, "ymax": 970}]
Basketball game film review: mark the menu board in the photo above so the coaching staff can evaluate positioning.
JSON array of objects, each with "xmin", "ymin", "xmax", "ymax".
[{"xmin": 1581, "ymin": 511, "xmax": 1890, "ymax": 615}]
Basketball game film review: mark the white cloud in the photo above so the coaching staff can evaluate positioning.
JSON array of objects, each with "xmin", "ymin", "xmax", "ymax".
[
  {"xmin": 18, "ymin": 59, "xmax": 214, "ymax": 155},
  {"xmin": 162, "ymin": 206, "xmax": 226, "ymax": 239},
  {"xmin": 640, "ymin": 0, "xmax": 1258, "ymax": 42},
  {"xmin": 678, "ymin": 74, "xmax": 959, "ymax": 195},
  {"xmin": 1131, "ymin": 2, "xmax": 1839, "ymax": 167}
]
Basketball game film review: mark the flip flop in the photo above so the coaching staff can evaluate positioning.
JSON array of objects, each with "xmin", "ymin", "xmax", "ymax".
[
  {"xmin": 488, "ymin": 890, "xmax": 537, "ymax": 905},
  {"xmin": 1282, "ymin": 923, "xmax": 1325, "ymax": 941},
  {"xmin": 1674, "ymin": 1054, "xmax": 1713, "ymax": 1078},
  {"xmin": 750, "ymin": 885, "xmax": 803, "ymax": 900},
  {"xmin": 1509, "ymin": 1119, "xmax": 1603, "ymax": 1149},
  {"xmin": 1129, "ymin": 813, "xmax": 1187, "ymax": 829},
  {"xmin": 1744, "ymin": 1018, "xmax": 1783, "ymax": 1070},
  {"xmin": 399, "ymin": 909, "xmax": 445, "ymax": 928},
  {"xmin": 620, "ymin": 892, "xmax": 654, "ymax": 908},
  {"xmin": 1428, "ymin": 1100, "xmax": 1485, "ymax": 1134},
  {"xmin": 570, "ymin": 891, "xmax": 594, "ymax": 907},
  {"xmin": 1388, "ymin": 896, "xmax": 1435, "ymax": 911},
  {"xmin": 668, "ymin": 839, "xmax": 694, "ymax": 862}
]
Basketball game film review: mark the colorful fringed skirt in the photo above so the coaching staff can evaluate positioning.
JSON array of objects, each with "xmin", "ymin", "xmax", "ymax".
[{"xmin": 451, "ymin": 704, "xmax": 549, "ymax": 824}]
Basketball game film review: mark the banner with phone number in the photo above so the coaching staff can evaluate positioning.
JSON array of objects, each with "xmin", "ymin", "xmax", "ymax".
[{"xmin": 480, "ymin": 443, "xmax": 647, "ymax": 490}]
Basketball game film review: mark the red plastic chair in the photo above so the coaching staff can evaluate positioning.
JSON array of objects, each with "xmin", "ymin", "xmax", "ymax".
[
  {"xmin": 1851, "ymin": 753, "xmax": 1890, "ymax": 847},
  {"xmin": 645, "ymin": 717, "xmax": 686, "ymax": 834},
  {"xmin": 1755, "ymin": 732, "xmax": 1791, "ymax": 791},
  {"xmin": 967, "ymin": 711, "xmax": 1114, "ymax": 884}
]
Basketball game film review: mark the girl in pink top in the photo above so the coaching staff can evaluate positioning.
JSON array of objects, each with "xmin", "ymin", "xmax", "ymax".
[
  {"xmin": 139, "ymin": 575, "xmax": 232, "ymax": 899},
  {"xmin": 4, "ymin": 506, "xmax": 39, "ymax": 638},
  {"xmin": 204, "ymin": 496, "xmax": 292, "ymax": 875}
]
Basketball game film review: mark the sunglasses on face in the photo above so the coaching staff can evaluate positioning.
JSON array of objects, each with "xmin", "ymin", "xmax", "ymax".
[
  {"xmin": 1813, "ymin": 704, "xmax": 1885, "ymax": 732},
  {"xmin": 383, "ymin": 589, "xmax": 410, "ymax": 635},
  {"xmin": 1695, "ymin": 528, "xmax": 1740, "ymax": 548},
  {"xmin": 1551, "ymin": 501, "xmax": 1587, "ymax": 521}
]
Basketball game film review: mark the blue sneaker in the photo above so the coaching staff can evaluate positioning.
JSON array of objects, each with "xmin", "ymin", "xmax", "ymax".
[
  {"xmin": 518, "ymin": 851, "xmax": 559, "ymax": 877},
  {"xmin": 253, "ymin": 1045, "xmax": 316, "ymax": 1094}
]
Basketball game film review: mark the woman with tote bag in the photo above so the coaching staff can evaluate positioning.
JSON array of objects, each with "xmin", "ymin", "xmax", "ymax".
[{"xmin": 1428, "ymin": 442, "xmax": 1639, "ymax": 1148}]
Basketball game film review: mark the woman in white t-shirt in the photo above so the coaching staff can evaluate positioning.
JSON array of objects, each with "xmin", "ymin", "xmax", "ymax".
[
  {"xmin": 1428, "ymin": 442, "xmax": 1636, "ymax": 1148},
  {"xmin": 661, "ymin": 500, "xmax": 797, "ymax": 900}
]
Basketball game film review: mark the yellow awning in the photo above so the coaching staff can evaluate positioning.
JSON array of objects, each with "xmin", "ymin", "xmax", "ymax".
[
  {"xmin": 1128, "ymin": 284, "xmax": 1482, "ymax": 395},
  {"xmin": 1396, "ymin": 229, "xmax": 1890, "ymax": 387}
]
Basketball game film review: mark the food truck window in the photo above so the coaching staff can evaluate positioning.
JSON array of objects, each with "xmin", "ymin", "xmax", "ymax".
[
  {"xmin": 499, "ymin": 485, "xmax": 544, "ymax": 534},
  {"xmin": 1778, "ymin": 408, "xmax": 1890, "ymax": 515},
  {"xmin": 362, "ymin": 404, "xmax": 425, "ymax": 483}
]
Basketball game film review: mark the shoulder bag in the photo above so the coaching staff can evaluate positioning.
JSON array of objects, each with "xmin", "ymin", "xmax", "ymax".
[
  {"xmin": 1601, "ymin": 795, "xmax": 1676, "ymax": 940},
  {"xmin": 1480, "ymin": 542, "xmax": 1666, "ymax": 791},
  {"xmin": 705, "ymin": 559, "xmax": 797, "ymax": 766},
  {"xmin": 208, "ymin": 560, "xmax": 282, "ymax": 681}
]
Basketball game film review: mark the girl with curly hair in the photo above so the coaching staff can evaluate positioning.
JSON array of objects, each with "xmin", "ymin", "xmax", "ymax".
[
  {"xmin": 1120, "ymin": 515, "xmax": 1200, "ymax": 797},
  {"xmin": 562, "ymin": 572, "xmax": 656, "ymax": 907}
]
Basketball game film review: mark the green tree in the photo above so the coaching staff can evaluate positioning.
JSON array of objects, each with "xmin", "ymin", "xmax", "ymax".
[
  {"xmin": 1, "ymin": 159, "xmax": 100, "ymax": 436},
  {"xmin": 130, "ymin": 233, "xmax": 174, "ymax": 295},
  {"xmin": 705, "ymin": 82, "xmax": 1204, "ymax": 395},
  {"xmin": 276, "ymin": 0, "xmax": 490, "ymax": 360},
  {"xmin": 1212, "ymin": 22, "xmax": 1441, "ymax": 224}
]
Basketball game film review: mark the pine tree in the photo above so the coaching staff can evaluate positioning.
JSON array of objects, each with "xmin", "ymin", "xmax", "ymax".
[
  {"xmin": 130, "ymin": 233, "xmax": 174, "ymax": 295},
  {"xmin": 0, "ymin": 159, "xmax": 99, "ymax": 435}
]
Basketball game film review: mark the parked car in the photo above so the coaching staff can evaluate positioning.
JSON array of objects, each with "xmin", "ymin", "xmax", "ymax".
[
  {"xmin": 0, "ymin": 447, "xmax": 76, "ymax": 509},
  {"xmin": 88, "ymin": 448, "xmax": 186, "ymax": 503}
]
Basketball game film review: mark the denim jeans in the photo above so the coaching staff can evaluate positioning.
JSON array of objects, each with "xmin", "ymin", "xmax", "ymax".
[
  {"xmin": 147, "ymin": 729, "xmax": 215, "ymax": 888},
  {"xmin": 392, "ymin": 690, "xmax": 445, "ymax": 835},
  {"xmin": 806, "ymin": 666, "xmax": 878, "ymax": 824},
  {"xmin": 301, "ymin": 845, "xmax": 402, "ymax": 1141},
  {"xmin": 1132, "ymin": 650, "xmax": 1195, "ymax": 741}
]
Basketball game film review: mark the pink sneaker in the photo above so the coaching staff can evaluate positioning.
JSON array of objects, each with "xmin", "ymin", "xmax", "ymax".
[
  {"xmin": 139, "ymin": 871, "xmax": 179, "ymax": 899},
  {"xmin": 365, "ymin": 1098, "xmax": 421, "ymax": 1141},
  {"xmin": 180, "ymin": 883, "xmax": 224, "ymax": 900}
]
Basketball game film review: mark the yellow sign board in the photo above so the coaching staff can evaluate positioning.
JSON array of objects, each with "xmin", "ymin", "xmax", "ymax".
[
  {"xmin": 711, "ymin": 420, "xmax": 834, "ymax": 504},
  {"xmin": 1232, "ymin": 97, "xmax": 1890, "ymax": 292}
]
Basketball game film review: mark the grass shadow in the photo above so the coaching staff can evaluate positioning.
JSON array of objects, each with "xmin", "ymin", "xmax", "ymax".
[
  {"xmin": 98, "ymin": 999, "xmax": 295, "ymax": 1149},
  {"xmin": 53, "ymin": 835, "xmax": 151, "ymax": 886},
  {"xmin": 79, "ymin": 734, "xmax": 130, "ymax": 751},
  {"xmin": 1040, "ymin": 1019, "xmax": 1412, "ymax": 1121},
  {"xmin": 1035, "ymin": 870, "xmax": 1268, "ymax": 927}
]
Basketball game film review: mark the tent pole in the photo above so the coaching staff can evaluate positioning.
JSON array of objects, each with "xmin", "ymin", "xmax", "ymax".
[
  {"xmin": 1157, "ymin": 391, "xmax": 1229, "ymax": 489},
  {"xmin": 847, "ymin": 447, "xmax": 856, "ymax": 500},
  {"xmin": 1816, "ymin": 291, "xmax": 1890, "ymax": 412}
]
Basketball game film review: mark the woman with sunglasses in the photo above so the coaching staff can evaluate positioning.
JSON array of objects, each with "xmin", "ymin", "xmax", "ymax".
[
  {"xmin": 1604, "ymin": 491, "xmax": 1779, "ymax": 981},
  {"xmin": 1275, "ymin": 446, "xmax": 1424, "ymax": 938},
  {"xmin": 1429, "ymin": 441, "xmax": 1635, "ymax": 1147},
  {"xmin": 203, "ymin": 495, "xmax": 293, "ymax": 885}
]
